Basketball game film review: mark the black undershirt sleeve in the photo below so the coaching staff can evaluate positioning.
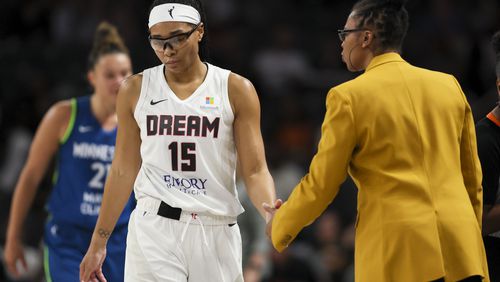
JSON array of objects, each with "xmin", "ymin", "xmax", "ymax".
[{"xmin": 476, "ymin": 119, "xmax": 500, "ymax": 206}]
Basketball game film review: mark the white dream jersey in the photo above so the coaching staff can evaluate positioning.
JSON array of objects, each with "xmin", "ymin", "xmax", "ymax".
[{"xmin": 133, "ymin": 63, "xmax": 244, "ymax": 217}]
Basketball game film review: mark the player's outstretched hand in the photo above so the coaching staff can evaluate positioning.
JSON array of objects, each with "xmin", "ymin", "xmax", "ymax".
[
  {"xmin": 4, "ymin": 238, "xmax": 27, "ymax": 277},
  {"xmin": 263, "ymin": 199, "xmax": 283, "ymax": 239},
  {"xmin": 80, "ymin": 242, "xmax": 107, "ymax": 282}
]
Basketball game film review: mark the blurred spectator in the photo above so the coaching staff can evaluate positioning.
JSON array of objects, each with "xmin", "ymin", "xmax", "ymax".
[
  {"xmin": 314, "ymin": 212, "xmax": 342, "ymax": 248},
  {"xmin": 252, "ymin": 24, "xmax": 314, "ymax": 98},
  {"xmin": 321, "ymin": 244, "xmax": 349, "ymax": 282},
  {"xmin": 264, "ymin": 249, "xmax": 318, "ymax": 282}
]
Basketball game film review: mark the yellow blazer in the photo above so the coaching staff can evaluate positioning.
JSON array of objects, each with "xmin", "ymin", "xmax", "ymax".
[{"xmin": 272, "ymin": 53, "xmax": 489, "ymax": 282}]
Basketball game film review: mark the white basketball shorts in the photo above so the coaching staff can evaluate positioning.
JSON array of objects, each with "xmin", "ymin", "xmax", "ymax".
[{"xmin": 124, "ymin": 196, "xmax": 243, "ymax": 282}]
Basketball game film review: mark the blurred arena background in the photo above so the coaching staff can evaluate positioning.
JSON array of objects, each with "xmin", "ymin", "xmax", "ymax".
[{"xmin": 0, "ymin": 0, "xmax": 499, "ymax": 281}]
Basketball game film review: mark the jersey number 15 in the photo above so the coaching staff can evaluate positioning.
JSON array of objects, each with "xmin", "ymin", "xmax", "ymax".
[{"xmin": 168, "ymin": 142, "xmax": 196, "ymax": 171}]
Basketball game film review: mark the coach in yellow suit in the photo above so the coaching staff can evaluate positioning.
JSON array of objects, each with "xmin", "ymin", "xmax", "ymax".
[{"xmin": 267, "ymin": 0, "xmax": 489, "ymax": 281}]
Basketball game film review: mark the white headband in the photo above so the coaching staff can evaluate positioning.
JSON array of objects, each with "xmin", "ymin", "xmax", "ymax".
[{"xmin": 148, "ymin": 3, "xmax": 201, "ymax": 28}]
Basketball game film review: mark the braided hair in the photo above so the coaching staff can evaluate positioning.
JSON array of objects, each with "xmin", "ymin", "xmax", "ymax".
[
  {"xmin": 87, "ymin": 22, "xmax": 129, "ymax": 71},
  {"xmin": 150, "ymin": 0, "xmax": 209, "ymax": 61},
  {"xmin": 351, "ymin": 0, "xmax": 409, "ymax": 53}
]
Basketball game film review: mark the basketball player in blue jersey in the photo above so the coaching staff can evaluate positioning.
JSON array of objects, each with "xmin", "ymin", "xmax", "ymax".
[
  {"xmin": 80, "ymin": 1, "xmax": 280, "ymax": 281},
  {"xmin": 4, "ymin": 22, "xmax": 134, "ymax": 281}
]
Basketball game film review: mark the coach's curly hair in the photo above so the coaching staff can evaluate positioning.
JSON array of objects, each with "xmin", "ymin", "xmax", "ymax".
[
  {"xmin": 492, "ymin": 30, "xmax": 500, "ymax": 78},
  {"xmin": 150, "ymin": 0, "xmax": 209, "ymax": 61},
  {"xmin": 88, "ymin": 22, "xmax": 129, "ymax": 70},
  {"xmin": 351, "ymin": 0, "xmax": 409, "ymax": 53}
]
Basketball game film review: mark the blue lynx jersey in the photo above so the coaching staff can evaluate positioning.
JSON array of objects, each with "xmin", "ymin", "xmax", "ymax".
[
  {"xmin": 46, "ymin": 95, "xmax": 135, "ymax": 228},
  {"xmin": 44, "ymin": 96, "xmax": 134, "ymax": 282}
]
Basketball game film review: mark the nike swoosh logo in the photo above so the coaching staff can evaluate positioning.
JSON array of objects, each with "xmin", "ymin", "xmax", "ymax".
[
  {"xmin": 150, "ymin": 99, "xmax": 168, "ymax": 105},
  {"xmin": 78, "ymin": 126, "xmax": 93, "ymax": 133}
]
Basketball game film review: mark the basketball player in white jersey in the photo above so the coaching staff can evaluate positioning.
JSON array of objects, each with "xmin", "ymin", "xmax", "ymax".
[{"xmin": 80, "ymin": 1, "xmax": 280, "ymax": 281}]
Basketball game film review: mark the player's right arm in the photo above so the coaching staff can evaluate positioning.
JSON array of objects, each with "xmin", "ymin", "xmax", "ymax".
[
  {"xmin": 4, "ymin": 101, "xmax": 71, "ymax": 277},
  {"xmin": 80, "ymin": 74, "xmax": 142, "ymax": 282}
]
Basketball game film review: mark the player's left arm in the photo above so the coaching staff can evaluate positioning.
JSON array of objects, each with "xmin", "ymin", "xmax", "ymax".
[{"xmin": 229, "ymin": 73, "xmax": 277, "ymax": 220}]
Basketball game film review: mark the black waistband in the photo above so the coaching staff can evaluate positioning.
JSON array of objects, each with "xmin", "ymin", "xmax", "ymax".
[
  {"xmin": 155, "ymin": 200, "xmax": 236, "ymax": 227},
  {"xmin": 157, "ymin": 201, "xmax": 182, "ymax": 220}
]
